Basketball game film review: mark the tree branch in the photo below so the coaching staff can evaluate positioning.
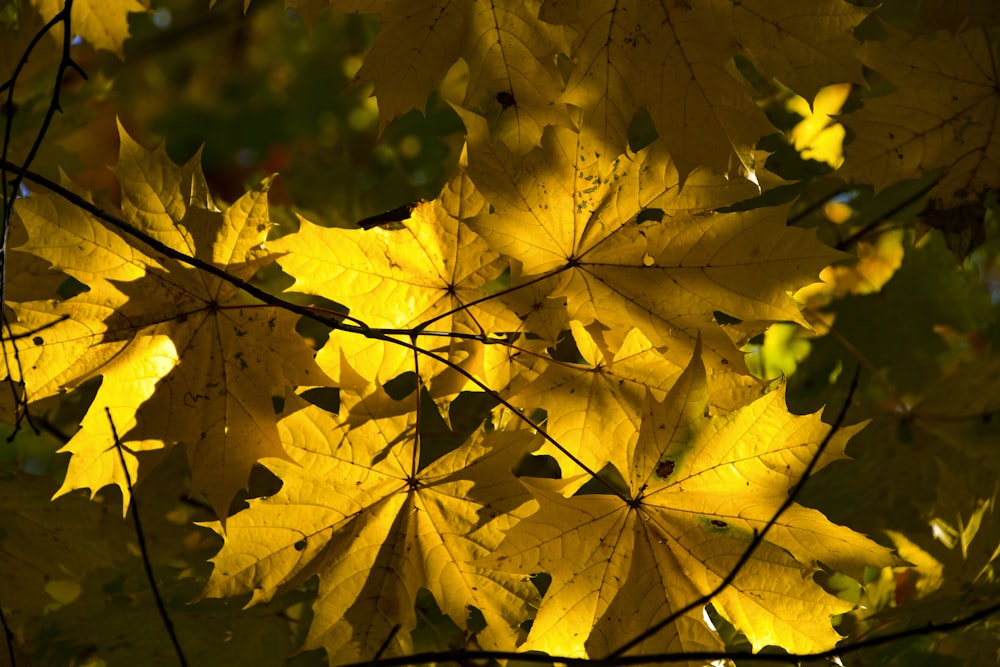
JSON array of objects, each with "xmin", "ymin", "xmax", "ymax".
[
  {"xmin": 0, "ymin": 157, "xmax": 623, "ymax": 498},
  {"xmin": 105, "ymin": 408, "xmax": 188, "ymax": 667},
  {"xmin": 1, "ymin": 0, "xmax": 86, "ymax": 436}
]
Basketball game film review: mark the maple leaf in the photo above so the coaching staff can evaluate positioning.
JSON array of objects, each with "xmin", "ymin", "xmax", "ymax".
[
  {"xmin": 789, "ymin": 82, "xmax": 852, "ymax": 169},
  {"xmin": 539, "ymin": 0, "xmax": 768, "ymax": 178},
  {"xmin": 30, "ymin": 0, "xmax": 146, "ymax": 57},
  {"xmin": 717, "ymin": 0, "xmax": 871, "ymax": 99},
  {"xmin": 462, "ymin": 0, "xmax": 571, "ymax": 154},
  {"xmin": 460, "ymin": 111, "xmax": 842, "ymax": 376},
  {"xmin": 333, "ymin": 0, "xmax": 568, "ymax": 153},
  {"xmin": 271, "ymin": 165, "xmax": 521, "ymax": 394},
  {"xmin": 7, "ymin": 126, "xmax": 329, "ymax": 516},
  {"xmin": 0, "ymin": 474, "xmax": 129, "ymax": 628},
  {"xmin": 539, "ymin": 0, "xmax": 871, "ymax": 177},
  {"xmin": 508, "ymin": 322, "xmax": 761, "ymax": 477},
  {"xmin": 486, "ymin": 343, "xmax": 899, "ymax": 658},
  {"xmin": 841, "ymin": 26, "xmax": 1000, "ymax": 205},
  {"xmin": 200, "ymin": 390, "xmax": 540, "ymax": 663}
]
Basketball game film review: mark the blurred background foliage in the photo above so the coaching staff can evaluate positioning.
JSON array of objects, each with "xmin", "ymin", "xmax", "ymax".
[{"xmin": 1, "ymin": 0, "xmax": 999, "ymax": 665}]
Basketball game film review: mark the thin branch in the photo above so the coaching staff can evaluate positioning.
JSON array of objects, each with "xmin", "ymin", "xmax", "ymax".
[
  {"xmin": 834, "ymin": 177, "xmax": 939, "ymax": 251},
  {"xmin": 0, "ymin": 604, "xmax": 15, "ymax": 667},
  {"xmin": 373, "ymin": 625, "xmax": 401, "ymax": 662},
  {"xmin": 786, "ymin": 186, "xmax": 851, "ymax": 228},
  {"xmin": 332, "ymin": 598, "xmax": 1000, "ymax": 667},
  {"xmin": 410, "ymin": 338, "xmax": 421, "ymax": 475},
  {"xmin": 1, "ymin": 0, "xmax": 86, "ymax": 436},
  {"xmin": 0, "ymin": 157, "xmax": 625, "ymax": 498},
  {"xmin": 105, "ymin": 408, "xmax": 188, "ymax": 667},
  {"xmin": 606, "ymin": 365, "xmax": 862, "ymax": 658},
  {"xmin": 0, "ymin": 157, "xmax": 367, "ymax": 333}
]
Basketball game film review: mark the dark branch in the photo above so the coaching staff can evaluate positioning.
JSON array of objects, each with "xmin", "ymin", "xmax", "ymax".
[
  {"xmin": 834, "ymin": 177, "xmax": 939, "ymax": 251},
  {"xmin": 0, "ymin": 603, "xmax": 15, "ymax": 667},
  {"xmin": 333, "ymin": 597, "xmax": 1000, "ymax": 666},
  {"xmin": 1, "ymin": 0, "xmax": 86, "ymax": 436},
  {"xmin": 105, "ymin": 408, "xmax": 188, "ymax": 667},
  {"xmin": 0, "ymin": 157, "xmax": 622, "ymax": 497}
]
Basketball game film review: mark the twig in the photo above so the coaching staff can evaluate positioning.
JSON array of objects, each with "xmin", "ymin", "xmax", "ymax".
[
  {"xmin": 330, "ymin": 597, "xmax": 1000, "ymax": 666},
  {"xmin": 0, "ymin": 604, "xmax": 15, "ymax": 667},
  {"xmin": 0, "ymin": 157, "xmax": 624, "ymax": 498},
  {"xmin": 834, "ymin": 177, "xmax": 939, "ymax": 251},
  {"xmin": 373, "ymin": 625, "xmax": 401, "ymax": 661},
  {"xmin": 105, "ymin": 408, "xmax": 189, "ymax": 667},
  {"xmin": 1, "ymin": 0, "xmax": 86, "ymax": 436}
]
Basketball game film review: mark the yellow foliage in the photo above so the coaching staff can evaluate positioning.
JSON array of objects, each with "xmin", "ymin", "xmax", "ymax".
[
  {"xmin": 7, "ymin": 126, "xmax": 330, "ymax": 516},
  {"xmin": 12, "ymin": 0, "xmax": 998, "ymax": 663},
  {"xmin": 486, "ymin": 346, "xmax": 896, "ymax": 658},
  {"xmin": 31, "ymin": 0, "xmax": 146, "ymax": 57},
  {"xmin": 789, "ymin": 83, "xmax": 852, "ymax": 169}
]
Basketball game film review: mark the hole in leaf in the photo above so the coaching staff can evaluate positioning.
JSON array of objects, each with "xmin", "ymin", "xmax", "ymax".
[
  {"xmin": 654, "ymin": 459, "xmax": 675, "ymax": 479},
  {"xmin": 299, "ymin": 387, "xmax": 340, "ymax": 414},
  {"xmin": 467, "ymin": 605, "xmax": 487, "ymax": 631},
  {"xmin": 548, "ymin": 330, "xmax": 586, "ymax": 363},
  {"xmin": 710, "ymin": 519, "xmax": 728, "ymax": 529},
  {"xmin": 713, "ymin": 311, "xmax": 741, "ymax": 325},
  {"xmin": 384, "ymin": 372, "xmax": 418, "ymax": 400},
  {"xmin": 513, "ymin": 453, "xmax": 561, "ymax": 479},
  {"xmin": 636, "ymin": 208, "xmax": 664, "ymax": 225},
  {"xmin": 294, "ymin": 539, "xmax": 307, "ymax": 551},
  {"xmin": 531, "ymin": 572, "xmax": 552, "ymax": 596},
  {"xmin": 57, "ymin": 276, "xmax": 88, "ymax": 299},
  {"xmin": 628, "ymin": 107, "xmax": 657, "ymax": 152},
  {"xmin": 575, "ymin": 464, "xmax": 630, "ymax": 497}
]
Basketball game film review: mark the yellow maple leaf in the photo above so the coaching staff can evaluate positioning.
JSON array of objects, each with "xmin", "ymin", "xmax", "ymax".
[
  {"xmin": 460, "ymin": 111, "xmax": 842, "ymax": 376},
  {"xmin": 789, "ymin": 82, "xmax": 852, "ymax": 169},
  {"xmin": 200, "ymin": 390, "xmax": 540, "ymax": 662},
  {"xmin": 509, "ymin": 322, "xmax": 761, "ymax": 477},
  {"xmin": 487, "ymin": 343, "xmax": 899, "ymax": 658},
  {"xmin": 842, "ymin": 26, "xmax": 1000, "ymax": 204},
  {"xmin": 720, "ymin": 0, "xmax": 871, "ymax": 99},
  {"xmin": 271, "ymin": 167, "xmax": 521, "ymax": 394},
  {"xmin": 540, "ymin": 0, "xmax": 772, "ymax": 179},
  {"xmin": 334, "ymin": 0, "xmax": 568, "ymax": 153},
  {"xmin": 7, "ymin": 125, "xmax": 329, "ymax": 516},
  {"xmin": 31, "ymin": 0, "xmax": 146, "ymax": 58}
]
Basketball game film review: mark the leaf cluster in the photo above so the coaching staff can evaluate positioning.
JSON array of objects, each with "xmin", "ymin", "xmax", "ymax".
[{"xmin": 1, "ymin": 1, "xmax": 999, "ymax": 666}]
